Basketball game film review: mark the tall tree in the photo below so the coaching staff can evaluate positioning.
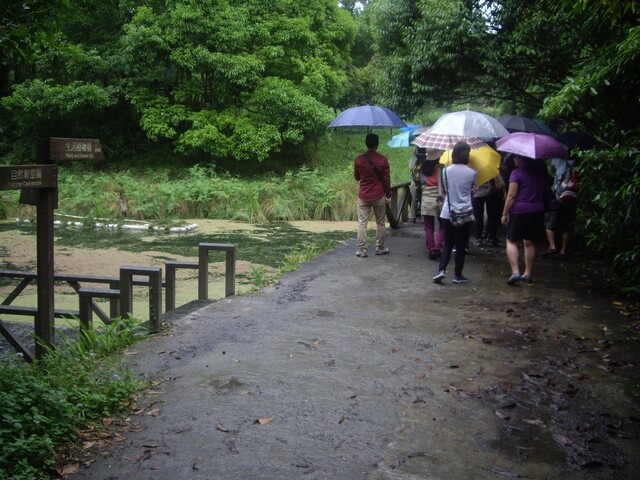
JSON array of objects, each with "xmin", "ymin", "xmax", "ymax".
[
  {"xmin": 0, "ymin": 0, "xmax": 71, "ymax": 96},
  {"xmin": 540, "ymin": 0, "xmax": 640, "ymax": 139},
  {"xmin": 1, "ymin": 0, "xmax": 356, "ymax": 164},
  {"xmin": 368, "ymin": 0, "xmax": 613, "ymax": 123},
  {"xmin": 113, "ymin": 0, "xmax": 356, "ymax": 161}
]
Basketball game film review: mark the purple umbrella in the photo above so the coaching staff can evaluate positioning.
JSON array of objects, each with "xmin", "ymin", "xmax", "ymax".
[
  {"xmin": 496, "ymin": 132, "xmax": 567, "ymax": 159},
  {"xmin": 328, "ymin": 105, "xmax": 407, "ymax": 129}
]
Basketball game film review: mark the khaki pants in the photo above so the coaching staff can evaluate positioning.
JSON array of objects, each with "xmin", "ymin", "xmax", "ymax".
[{"xmin": 357, "ymin": 196, "xmax": 387, "ymax": 252}]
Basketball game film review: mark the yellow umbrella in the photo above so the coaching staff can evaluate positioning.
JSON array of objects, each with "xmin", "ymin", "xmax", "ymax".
[{"xmin": 439, "ymin": 145, "xmax": 501, "ymax": 186}]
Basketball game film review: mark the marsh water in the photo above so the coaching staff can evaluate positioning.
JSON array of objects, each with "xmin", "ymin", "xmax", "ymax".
[{"xmin": 0, "ymin": 218, "xmax": 355, "ymax": 324}]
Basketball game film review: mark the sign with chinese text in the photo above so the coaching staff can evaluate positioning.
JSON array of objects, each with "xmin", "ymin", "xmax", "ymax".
[
  {"xmin": 49, "ymin": 138, "xmax": 104, "ymax": 161},
  {"xmin": 0, "ymin": 165, "xmax": 58, "ymax": 190}
]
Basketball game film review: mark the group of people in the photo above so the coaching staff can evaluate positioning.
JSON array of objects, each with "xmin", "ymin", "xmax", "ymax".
[{"xmin": 353, "ymin": 133, "xmax": 577, "ymax": 285}]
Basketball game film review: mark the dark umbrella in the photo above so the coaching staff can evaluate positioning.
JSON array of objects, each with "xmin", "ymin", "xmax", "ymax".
[
  {"xmin": 498, "ymin": 114, "xmax": 553, "ymax": 134},
  {"xmin": 556, "ymin": 131, "xmax": 597, "ymax": 151},
  {"xmin": 328, "ymin": 105, "xmax": 407, "ymax": 129}
]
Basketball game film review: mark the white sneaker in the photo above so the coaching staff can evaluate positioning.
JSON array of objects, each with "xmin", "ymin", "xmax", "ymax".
[{"xmin": 433, "ymin": 270, "xmax": 445, "ymax": 283}]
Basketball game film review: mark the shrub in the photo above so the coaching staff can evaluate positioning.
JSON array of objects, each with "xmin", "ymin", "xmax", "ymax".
[
  {"xmin": 576, "ymin": 143, "xmax": 640, "ymax": 296},
  {"xmin": 0, "ymin": 318, "xmax": 145, "ymax": 479}
]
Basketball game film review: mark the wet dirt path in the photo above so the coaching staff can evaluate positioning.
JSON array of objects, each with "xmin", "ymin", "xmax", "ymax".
[{"xmin": 61, "ymin": 224, "xmax": 639, "ymax": 480}]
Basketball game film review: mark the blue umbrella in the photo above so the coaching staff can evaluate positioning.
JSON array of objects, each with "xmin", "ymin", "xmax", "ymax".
[
  {"xmin": 328, "ymin": 105, "xmax": 407, "ymax": 129},
  {"xmin": 388, "ymin": 125, "xmax": 429, "ymax": 148},
  {"xmin": 387, "ymin": 130, "xmax": 413, "ymax": 148}
]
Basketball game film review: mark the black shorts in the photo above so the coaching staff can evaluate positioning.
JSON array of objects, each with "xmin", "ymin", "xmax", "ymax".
[
  {"xmin": 545, "ymin": 202, "xmax": 577, "ymax": 233},
  {"xmin": 507, "ymin": 211, "xmax": 546, "ymax": 242}
]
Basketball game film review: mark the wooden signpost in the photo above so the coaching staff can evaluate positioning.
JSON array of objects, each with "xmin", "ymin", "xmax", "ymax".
[
  {"xmin": 49, "ymin": 137, "xmax": 104, "ymax": 162},
  {"xmin": 0, "ymin": 137, "xmax": 101, "ymax": 359}
]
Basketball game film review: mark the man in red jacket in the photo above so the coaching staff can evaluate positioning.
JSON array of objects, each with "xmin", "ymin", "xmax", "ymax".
[{"xmin": 354, "ymin": 133, "xmax": 391, "ymax": 257}]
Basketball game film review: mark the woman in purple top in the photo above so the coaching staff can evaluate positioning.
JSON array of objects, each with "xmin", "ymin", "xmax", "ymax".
[{"xmin": 500, "ymin": 156, "xmax": 550, "ymax": 285}]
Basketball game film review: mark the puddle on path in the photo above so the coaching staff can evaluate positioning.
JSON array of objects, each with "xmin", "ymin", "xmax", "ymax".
[{"xmin": 201, "ymin": 375, "xmax": 245, "ymax": 394}]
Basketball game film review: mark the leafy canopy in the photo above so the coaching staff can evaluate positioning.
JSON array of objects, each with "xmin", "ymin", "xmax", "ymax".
[{"xmin": 118, "ymin": 0, "xmax": 355, "ymax": 161}]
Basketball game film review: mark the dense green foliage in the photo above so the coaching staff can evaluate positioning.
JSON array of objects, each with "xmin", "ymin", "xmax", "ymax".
[
  {"xmin": 369, "ymin": 0, "xmax": 639, "ymax": 137},
  {"xmin": 576, "ymin": 145, "xmax": 640, "ymax": 296},
  {"xmin": 0, "ymin": 318, "xmax": 145, "ymax": 480}
]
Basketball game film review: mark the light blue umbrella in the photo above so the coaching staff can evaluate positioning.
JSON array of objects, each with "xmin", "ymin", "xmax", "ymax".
[
  {"xmin": 387, "ymin": 125, "xmax": 429, "ymax": 147},
  {"xmin": 399, "ymin": 124, "xmax": 422, "ymax": 132},
  {"xmin": 387, "ymin": 130, "xmax": 413, "ymax": 148}
]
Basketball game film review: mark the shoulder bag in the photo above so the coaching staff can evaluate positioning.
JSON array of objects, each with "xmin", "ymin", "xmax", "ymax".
[
  {"xmin": 365, "ymin": 152, "xmax": 384, "ymax": 184},
  {"xmin": 444, "ymin": 166, "xmax": 475, "ymax": 227}
]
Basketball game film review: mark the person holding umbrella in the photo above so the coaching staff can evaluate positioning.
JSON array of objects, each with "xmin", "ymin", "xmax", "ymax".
[
  {"xmin": 500, "ymin": 156, "xmax": 552, "ymax": 284},
  {"xmin": 432, "ymin": 141, "xmax": 477, "ymax": 284},
  {"xmin": 496, "ymin": 132, "xmax": 567, "ymax": 284},
  {"xmin": 354, "ymin": 133, "xmax": 391, "ymax": 257},
  {"xmin": 419, "ymin": 148, "xmax": 446, "ymax": 259}
]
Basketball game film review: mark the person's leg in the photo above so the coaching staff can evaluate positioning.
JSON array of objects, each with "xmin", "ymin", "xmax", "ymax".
[
  {"xmin": 560, "ymin": 232, "xmax": 571, "ymax": 255},
  {"xmin": 559, "ymin": 203, "xmax": 576, "ymax": 255},
  {"xmin": 356, "ymin": 198, "xmax": 371, "ymax": 252},
  {"xmin": 372, "ymin": 196, "xmax": 387, "ymax": 251},
  {"xmin": 434, "ymin": 219, "xmax": 454, "ymax": 282},
  {"xmin": 472, "ymin": 197, "xmax": 485, "ymax": 244},
  {"xmin": 485, "ymin": 193, "xmax": 500, "ymax": 243},
  {"xmin": 438, "ymin": 220, "xmax": 455, "ymax": 272},
  {"xmin": 435, "ymin": 216, "xmax": 445, "ymax": 252},
  {"xmin": 523, "ymin": 239, "xmax": 536, "ymax": 277},
  {"xmin": 544, "ymin": 211, "xmax": 558, "ymax": 255},
  {"xmin": 424, "ymin": 215, "xmax": 435, "ymax": 254},
  {"xmin": 506, "ymin": 239, "xmax": 520, "ymax": 276},
  {"xmin": 545, "ymin": 228, "xmax": 556, "ymax": 250},
  {"xmin": 454, "ymin": 223, "xmax": 472, "ymax": 277}
]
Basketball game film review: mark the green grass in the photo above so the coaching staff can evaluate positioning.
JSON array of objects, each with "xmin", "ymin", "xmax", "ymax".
[{"xmin": 4, "ymin": 129, "xmax": 428, "ymax": 224}]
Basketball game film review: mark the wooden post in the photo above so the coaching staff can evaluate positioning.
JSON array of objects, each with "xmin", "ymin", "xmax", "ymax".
[{"xmin": 35, "ymin": 139, "xmax": 55, "ymax": 358}]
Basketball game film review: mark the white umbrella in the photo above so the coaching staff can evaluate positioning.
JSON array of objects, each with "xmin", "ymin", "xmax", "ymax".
[{"xmin": 429, "ymin": 110, "xmax": 509, "ymax": 140}]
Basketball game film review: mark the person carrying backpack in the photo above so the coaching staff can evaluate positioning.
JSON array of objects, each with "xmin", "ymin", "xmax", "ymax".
[{"xmin": 544, "ymin": 157, "xmax": 578, "ymax": 257}]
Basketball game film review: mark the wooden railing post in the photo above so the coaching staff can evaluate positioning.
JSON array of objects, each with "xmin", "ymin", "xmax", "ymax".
[
  {"xmin": 386, "ymin": 181, "xmax": 411, "ymax": 228},
  {"xmin": 198, "ymin": 243, "xmax": 236, "ymax": 300},
  {"xmin": 119, "ymin": 266, "xmax": 162, "ymax": 332}
]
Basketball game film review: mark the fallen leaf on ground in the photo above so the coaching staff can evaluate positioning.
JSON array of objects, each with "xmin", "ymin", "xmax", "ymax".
[
  {"xmin": 522, "ymin": 419, "xmax": 544, "ymax": 426},
  {"xmin": 146, "ymin": 390, "xmax": 166, "ymax": 396},
  {"xmin": 256, "ymin": 417, "xmax": 273, "ymax": 425},
  {"xmin": 146, "ymin": 409, "xmax": 160, "ymax": 416},
  {"xmin": 57, "ymin": 462, "xmax": 80, "ymax": 479},
  {"xmin": 494, "ymin": 410, "xmax": 510, "ymax": 420},
  {"xmin": 216, "ymin": 420, "xmax": 229, "ymax": 432},
  {"xmin": 339, "ymin": 415, "xmax": 346, "ymax": 424}
]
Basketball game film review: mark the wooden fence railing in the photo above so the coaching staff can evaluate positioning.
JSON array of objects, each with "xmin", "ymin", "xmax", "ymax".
[{"xmin": 0, "ymin": 243, "xmax": 236, "ymax": 362}]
